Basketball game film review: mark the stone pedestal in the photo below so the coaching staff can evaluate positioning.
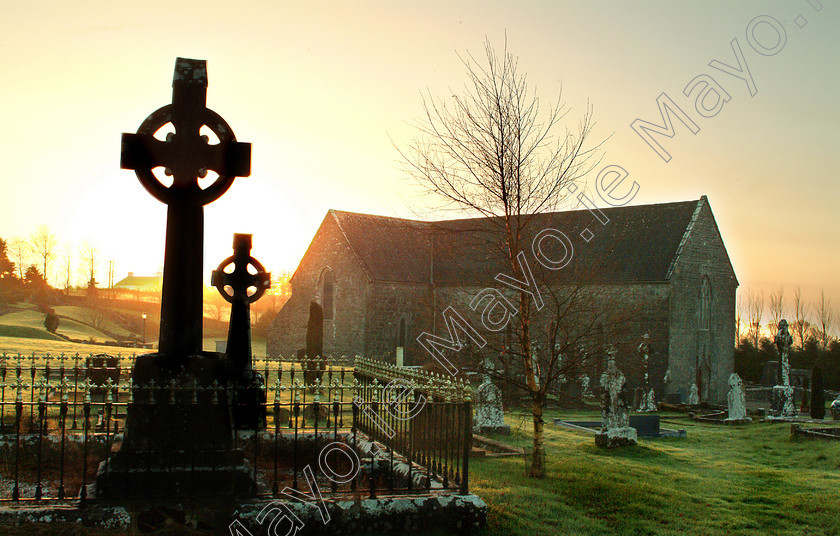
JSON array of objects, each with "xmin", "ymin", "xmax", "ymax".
[
  {"xmin": 595, "ymin": 426, "xmax": 638, "ymax": 448},
  {"xmin": 94, "ymin": 352, "xmax": 258, "ymax": 499},
  {"xmin": 770, "ymin": 385, "xmax": 797, "ymax": 419}
]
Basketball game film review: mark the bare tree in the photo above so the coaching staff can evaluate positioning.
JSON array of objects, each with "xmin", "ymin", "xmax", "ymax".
[
  {"xmin": 746, "ymin": 289, "xmax": 764, "ymax": 348},
  {"xmin": 8, "ymin": 238, "xmax": 29, "ymax": 280},
  {"xmin": 400, "ymin": 39, "xmax": 602, "ymax": 477},
  {"xmin": 80, "ymin": 242, "xmax": 99, "ymax": 287},
  {"xmin": 60, "ymin": 246, "xmax": 74, "ymax": 293},
  {"xmin": 768, "ymin": 286, "xmax": 785, "ymax": 335},
  {"xmin": 107, "ymin": 260, "xmax": 115, "ymax": 289},
  {"xmin": 792, "ymin": 286, "xmax": 809, "ymax": 350},
  {"xmin": 30, "ymin": 226, "xmax": 57, "ymax": 287},
  {"xmin": 815, "ymin": 288, "xmax": 833, "ymax": 352}
]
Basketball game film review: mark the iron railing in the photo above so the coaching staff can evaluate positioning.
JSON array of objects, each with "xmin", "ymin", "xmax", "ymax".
[{"xmin": 0, "ymin": 353, "xmax": 472, "ymax": 503}]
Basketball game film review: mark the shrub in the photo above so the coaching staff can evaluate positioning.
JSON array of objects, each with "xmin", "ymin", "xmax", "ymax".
[{"xmin": 43, "ymin": 311, "xmax": 60, "ymax": 334}]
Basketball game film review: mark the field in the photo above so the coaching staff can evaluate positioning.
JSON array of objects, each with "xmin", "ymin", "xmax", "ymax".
[
  {"xmin": 0, "ymin": 302, "xmax": 267, "ymax": 357},
  {"xmin": 469, "ymin": 409, "xmax": 840, "ymax": 536}
]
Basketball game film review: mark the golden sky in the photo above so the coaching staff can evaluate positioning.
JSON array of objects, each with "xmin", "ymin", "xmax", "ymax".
[{"xmin": 1, "ymin": 1, "xmax": 838, "ymax": 311}]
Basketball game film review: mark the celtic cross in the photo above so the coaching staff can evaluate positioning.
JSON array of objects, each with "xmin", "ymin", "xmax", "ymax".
[
  {"xmin": 212, "ymin": 233, "xmax": 270, "ymax": 376},
  {"xmin": 120, "ymin": 58, "xmax": 251, "ymax": 358}
]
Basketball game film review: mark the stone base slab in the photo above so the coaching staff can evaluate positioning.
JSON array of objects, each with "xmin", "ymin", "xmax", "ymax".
[
  {"xmin": 770, "ymin": 385, "xmax": 797, "ymax": 418},
  {"xmin": 595, "ymin": 427, "xmax": 638, "ymax": 448},
  {"xmin": 724, "ymin": 417, "xmax": 752, "ymax": 425}
]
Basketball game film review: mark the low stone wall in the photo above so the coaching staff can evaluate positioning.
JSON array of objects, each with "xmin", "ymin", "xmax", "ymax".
[
  {"xmin": 0, "ymin": 494, "xmax": 487, "ymax": 534},
  {"xmin": 234, "ymin": 494, "xmax": 487, "ymax": 535},
  {"xmin": 791, "ymin": 424, "xmax": 840, "ymax": 440}
]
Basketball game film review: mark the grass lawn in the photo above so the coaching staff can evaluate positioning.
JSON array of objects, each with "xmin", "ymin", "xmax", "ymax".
[
  {"xmin": 0, "ymin": 307, "xmax": 117, "ymax": 345},
  {"xmin": 470, "ymin": 409, "xmax": 840, "ymax": 536},
  {"xmin": 0, "ymin": 335, "xmax": 142, "ymax": 357},
  {"xmin": 54, "ymin": 305, "xmax": 135, "ymax": 339}
]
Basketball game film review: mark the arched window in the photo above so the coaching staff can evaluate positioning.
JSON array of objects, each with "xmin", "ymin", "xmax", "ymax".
[
  {"xmin": 322, "ymin": 269, "xmax": 334, "ymax": 320},
  {"xmin": 699, "ymin": 277, "xmax": 711, "ymax": 330}
]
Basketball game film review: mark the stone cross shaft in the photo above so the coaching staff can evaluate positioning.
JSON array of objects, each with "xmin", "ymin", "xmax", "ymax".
[
  {"xmin": 120, "ymin": 58, "xmax": 251, "ymax": 358},
  {"xmin": 774, "ymin": 319, "xmax": 793, "ymax": 386},
  {"xmin": 212, "ymin": 234, "xmax": 270, "ymax": 376}
]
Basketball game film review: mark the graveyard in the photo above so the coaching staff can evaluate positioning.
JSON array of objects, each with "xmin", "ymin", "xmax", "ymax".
[
  {"xmin": 0, "ymin": 51, "xmax": 836, "ymax": 535},
  {"xmin": 2, "ymin": 404, "xmax": 840, "ymax": 535},
  {"xmin": 1, "ymin": 3, "xmax": 837, "ymax": 535}
]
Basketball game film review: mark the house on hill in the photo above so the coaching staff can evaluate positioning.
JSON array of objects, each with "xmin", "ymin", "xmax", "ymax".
[
  {"xmin": 268, "ymin": 196, "xmax": 738, "ymax": 403},
  {"xmin": 113, "ymin": 272, "xmax": 162, "ymax": 299}
]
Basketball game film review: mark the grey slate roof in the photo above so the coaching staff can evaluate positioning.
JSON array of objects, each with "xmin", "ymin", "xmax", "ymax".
[{"xmin": 326, "ymin": 198, "xmax": 712, "ymax": 286}]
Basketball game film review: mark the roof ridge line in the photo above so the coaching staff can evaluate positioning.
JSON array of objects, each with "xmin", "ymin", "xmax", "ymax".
[
  {"xmin": 327, "ymin": 198, "xmax": 701, "ymax": 225},
  {"xmin": 665, "ymin": 197, "xmax": 704, "ymax": 280}
]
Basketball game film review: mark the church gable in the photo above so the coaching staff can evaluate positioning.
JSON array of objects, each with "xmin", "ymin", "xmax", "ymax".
[
  {"xmin": 268, "ymin": 212, "xmax": 370, "ymax": 358},
  {"xmin": 666, "ymin": 196, "xmax": 738, "ymax": 403}
]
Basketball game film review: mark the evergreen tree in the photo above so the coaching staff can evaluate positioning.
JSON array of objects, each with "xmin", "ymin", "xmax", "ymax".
[
  {"xmin": 0, "ymin": 238, "xmax": 20, "ymax": 303},
  {"xmin": 43, "ymin": 311, "xmax": 60, "ymax": 334},
  {"xmin": 24, "ymin": 265, "xmax": 47, "ymax": 289},
  {"xmin": 810, "ymin": 366, "xmax": 825, "ymax": 420}
]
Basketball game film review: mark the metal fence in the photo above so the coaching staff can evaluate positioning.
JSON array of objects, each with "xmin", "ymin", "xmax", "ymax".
[{"xmin": 0, "ymin": 353, "xmax": 472, "ymax": 503}]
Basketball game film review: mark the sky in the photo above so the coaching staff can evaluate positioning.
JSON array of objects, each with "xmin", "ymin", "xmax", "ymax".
[{"xmin": 1, "ymin": 1, "xmax": 838, "ymax": 317}]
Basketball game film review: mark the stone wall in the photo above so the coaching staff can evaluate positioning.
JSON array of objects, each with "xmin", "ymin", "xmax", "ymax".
[
  {"xmin": 267, "ymin": 214, "xmax": 369, "ymax": 358},
  {"xmin": 363, "ymin": 282, "xmax": 434, "ymax": 363},
  {"xmin": 667, "ymin": 198, "xmax": 737, "ymax": 404},
  {"xmin": 413, "ymin": 284, "xmax": 671, "ymax": 395}
]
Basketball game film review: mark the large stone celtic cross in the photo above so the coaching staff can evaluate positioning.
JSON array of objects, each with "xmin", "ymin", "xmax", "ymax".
[
  {"xmin": 212, "ymin": 233, "xmax": 270, "ymax": 376},
  {"xmin": 120, "ymin": 58, "xmax": 251, "ymax": 358}
]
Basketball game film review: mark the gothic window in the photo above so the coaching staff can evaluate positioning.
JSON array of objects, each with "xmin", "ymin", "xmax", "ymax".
[
  {"xmin": 699, "ymin": 277, "xmax": 711, "ymax": 330},
  {"xmin": 322, "ymin": 269, "xmax": 334, "ymax": 320}
]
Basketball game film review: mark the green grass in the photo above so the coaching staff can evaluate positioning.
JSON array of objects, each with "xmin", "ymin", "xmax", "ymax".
[
  {"xmin": 0, "ymin": 323, "xmax": 65, "ymax": 341},
  {"xmin": 53, "ymin": 305, "xmax": 135, "ymax": 339},
  {"xmin": 0, "ymin": 308, "xmax": 116, "ymax": 343},
  {"xmin": 0, "ymin": 335, "xmax": 142, "ymax": 357},
  {"xmin": 470, "ymin": 410, "xmax": 840, "ymax": 536}
]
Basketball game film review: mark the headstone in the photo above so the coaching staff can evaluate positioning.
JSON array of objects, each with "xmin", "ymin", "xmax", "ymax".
[
  {"xmin": 663, "ymin": 368, "xmax": 681, "ymax": 403},
  {"xmin": 770, "ymin": 319, "xmax": 797, "ymax": 418},
  {"xmin": 580, "ymin": 374, "xmax": 591, "ymax": 397},
  {"xmin": 687, "ymin": 383, "xmax": 700, "ymax": 406},
  {"xmin": 211, "ymin": 233, "xmax": 271, "ymax": 429},
  {"xmin": 96, "ymin": 58, "xmax": 255, "ymax": 499},
  {"xmin": 637, "ymin": 334, "xmax": 657, "ymax": 412},
  {"xmin": 595, "ymin": 349, "xmax": 637, "ymax": 448},
  {"xmin": 473, "ymin": 374, "xmax": 510, "ymax": 435},
  {"xmin": 725, "ymin": 373, "xmax": 751, "ymax": 424}
]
